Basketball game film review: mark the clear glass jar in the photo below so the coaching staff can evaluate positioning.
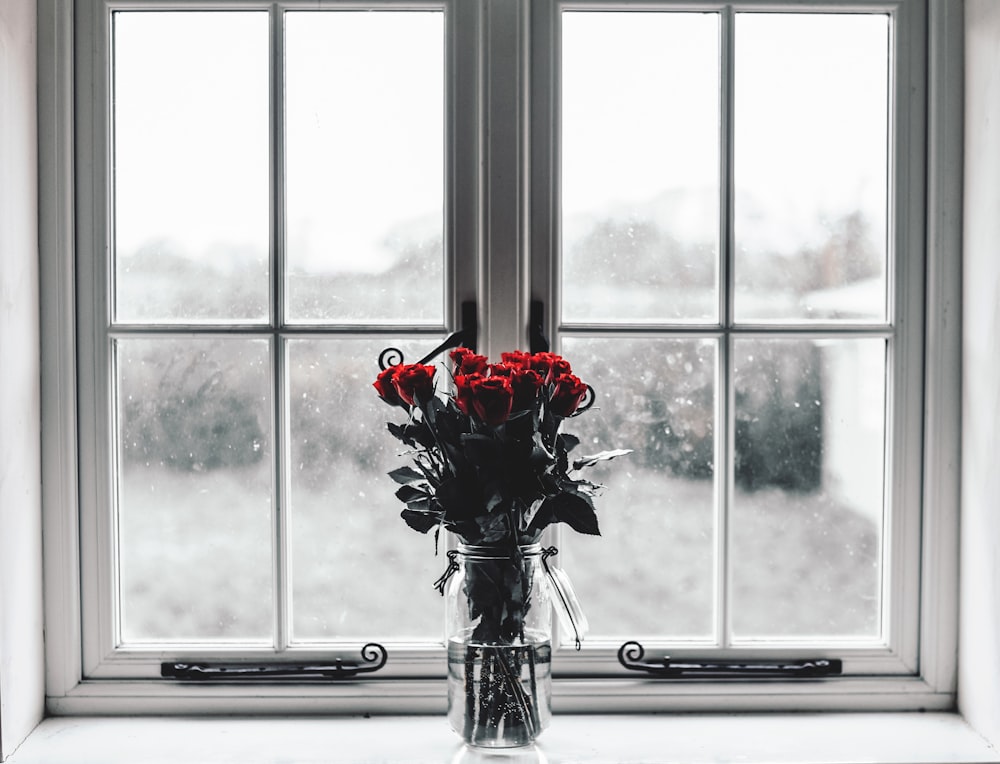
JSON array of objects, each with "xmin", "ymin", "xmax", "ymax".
[{"xmin": 444, "ymin": 543, "xmax": 553, "ymax": 748}]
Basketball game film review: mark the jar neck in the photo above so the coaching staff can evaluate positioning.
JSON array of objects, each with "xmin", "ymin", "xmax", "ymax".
[{"xmin": 457, "ymin": 543, "xmax": 542, "ymax": 561}]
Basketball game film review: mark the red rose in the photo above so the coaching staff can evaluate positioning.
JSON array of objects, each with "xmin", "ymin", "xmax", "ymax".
[
  {"xmin": 500, "ymin": 350, "xmax": 533, "ymax": 369},
  {"xmin": 510, "ymin": 368, "xmax": 543, "ymax": 411},
  {"xmin": 549, "ymin": 372, "xmax": 588, "ymax": 417},
  {"xmin": 530, "ymin": 352, "xmax": 572, "ymax": 383},
  {"xmin": 373, "ymin": 366, "xmax": 405, "ymax": 407},
  {"xmin": 450, "ymin": 347, "xmax": 489, "ymax": 376},
  {"xmin": 453, "ymin": 372, "xmax": 483, "ymax": 416},
  {"xmin": 470, "ymin": 376, "xmax": 514, "ymax": 426},
  {"xmin": 392, "ymin": 363, "xmax": 437, "ymax": 406},
  {"xmin": 488, "ymin": 362, "xmax": 515, "ymax": 377}
]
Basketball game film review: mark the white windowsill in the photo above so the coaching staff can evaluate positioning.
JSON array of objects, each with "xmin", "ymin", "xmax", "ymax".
[{"xmin": 6, "ymin": 713, "xmax": 997, "ymax": 764}]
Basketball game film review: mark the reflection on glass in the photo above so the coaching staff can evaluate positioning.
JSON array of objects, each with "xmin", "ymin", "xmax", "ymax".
[
  {"xmin": 731, "ymin": 338, "xmax": 885, "ymax": 639},
  {"xmin": 285, "ymin": 12, "xmax": 445, "ymax": 324},
  {"xmin": 561, "ymin": 12, "xmax": 720, "ymax": 323},
  {"xmin": 558, "ymin": 338, "xmax": 716, "ymax": 639},
  {"xmin": 113, "ymin": 12, "xmax": 270, "ymax": 323},
  {"xmin": 734, "ymin": 14, "xmax": 889, "ymax": 322},
  {"xmin": 286, "ymin": 338, "xmax": 445, "ymax": 641},
  {"xmin": 116, "ymin": 338, "xmax": 273, "ymax": 643}
]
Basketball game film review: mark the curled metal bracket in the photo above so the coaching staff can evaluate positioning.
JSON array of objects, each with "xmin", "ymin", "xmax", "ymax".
[
  {"xmin": 617, "ymin": 641, "xmax": 842, "ymax": 679},
  {"xmin": 161, "ymin": 642, "xmax": 388, "ymax": 681},
  {"xmin": 379, "ymin": 301, "xmax": 477, "ymax": 371}
]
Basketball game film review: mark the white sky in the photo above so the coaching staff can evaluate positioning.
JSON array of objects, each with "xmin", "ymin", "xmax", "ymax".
[{"xmin": 113, "ymin": 10, "xmax": 888, "ymax": 272}]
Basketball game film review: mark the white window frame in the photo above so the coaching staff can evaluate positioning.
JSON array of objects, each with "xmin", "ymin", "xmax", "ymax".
[
  {"xmin": 74, "ymin": 0, "xmax": 479, "ymax": 683},
  {"xmin": 39, "ymin": 0, "xmax": 962, "ymax": 715},
  {"xmin": 531, "ymin": 0, "xmax": 933, "ymax": 685}
]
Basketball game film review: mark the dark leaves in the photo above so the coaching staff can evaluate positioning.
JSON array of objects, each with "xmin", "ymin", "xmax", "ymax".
[
  {"xmin": 388, "ymin": 466, "xmax": 424, "ymax": 485},
  {"xmin": 400, "ymin": 508, "xmax": 441, "ymax": 534},
  {"xmin": 527, "ymin": 489, "xmax": 601, "ymax": 536}
]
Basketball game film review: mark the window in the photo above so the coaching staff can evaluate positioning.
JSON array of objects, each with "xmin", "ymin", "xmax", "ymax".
[
  {"xmin": 539, "ymin": 5, "xmax": 924, "ymax": 679},
  {"xmin": 49, "ymin": 0, "xmax": 955, "ymax": 712}
]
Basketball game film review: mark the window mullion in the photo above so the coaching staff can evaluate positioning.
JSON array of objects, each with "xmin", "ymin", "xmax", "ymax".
[
  {"xmin": 268, "ymin": 3, "xmax": 291, "ymax": 652},
  {"xmin": 717, "ymin": 4, "xmax": 736, "ymax": 650},
  {"xmin": 482, "ymin": 0, "xmax": 530, "ymax": 357}
]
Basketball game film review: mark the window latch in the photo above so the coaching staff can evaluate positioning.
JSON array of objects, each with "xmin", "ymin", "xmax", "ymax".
[
  {"xmin": 161, "ymin": 642, "xmax": 387, "ymax": 682},
  {"xmin": 617, "ymin": 641, "xmax": 842, "ymax": 679},
  {"xmin": 529, "ymin": 299, "xmax": 549, "ymax": 353}
]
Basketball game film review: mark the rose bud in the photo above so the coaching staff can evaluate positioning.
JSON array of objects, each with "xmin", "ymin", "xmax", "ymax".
[
  {"xmin": 392, "ymin": 363, "xmax": 437, "ymax": 406},
  {"xmin": 548, "ymin": 372, "xmax": 589, "ymax": 417},
  {"xmin": 510, "ymin": 368, "xmax": 543, "ymax": 411},
  {"xmin": 453, "ymin": 372, "xmax": 483, "ymax": 416},
  {"xmin": 373, "ymin": 366, "xmax": 405, "ymax": 407},
  {"xmin": 450, "ymin": 347, "xmax": 489, "ymax": 376},
  {"xmin": 471, "ymin": 376, "xmax": 514, "ymax": 426}
]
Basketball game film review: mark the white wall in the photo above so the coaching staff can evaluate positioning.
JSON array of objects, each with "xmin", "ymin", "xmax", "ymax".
[
  {"xmin": 0, "ymin": 0, "xmax": 44, "ymax": 759},
  {"xmin": 959, "ymin": 0, "xmax": 1000, "ymax": 750}
]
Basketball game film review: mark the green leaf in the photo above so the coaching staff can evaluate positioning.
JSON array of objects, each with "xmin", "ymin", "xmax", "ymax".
[
  {"xmin": 461, "ymin": 433, "xmax": 502, "ymax": 467},
  {"xmin": 387, "ymin": 421, "xmax": 414, "ymax": 446},
  {"xmin": 400, "ymin": 508, "xmax": 441, "ymax": 533},
  {"xmin": 388, "ymin": 466, "xmax": 424, "ymax": 485},
  {"xmin": 526, "ymin": 497, "xmax": 555, "ymax": 536},
  {"xmin": 395, "ymin": 484, "xmax": 430, "ymax": 503},
  {"xmin": 572, "ymin": 448, "xmax": 633, "ymax": 470},
  {"xmin": 560, "ymin": 433, "xmax": 580, "ymax": 453},
  {"xmin": 550, "ymin": 491, "xmax": 601, "ymax": 536}
]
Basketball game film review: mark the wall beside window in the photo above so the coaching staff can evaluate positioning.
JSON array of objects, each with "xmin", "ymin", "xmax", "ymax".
[
  {"xmin": 0, "ymin": 0, "xmax": 44, "ymax": 759},
  {"xmin": 960, "ymin": 0, "xmax": 1000, "ymax": 751}
]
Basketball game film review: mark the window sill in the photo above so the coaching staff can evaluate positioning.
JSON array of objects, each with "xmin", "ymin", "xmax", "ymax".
[{"xmin": 6, "ymin": 713, "xmax": 997, "ymax": 763}]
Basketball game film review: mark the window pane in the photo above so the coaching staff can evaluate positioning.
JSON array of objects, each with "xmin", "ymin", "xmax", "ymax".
[
  {"xmin": 561, "ymin": 12, "xmax": 720, "ymax": 324},
  {"xmin": 286, "ymin": 339, "xmax": 447, "ymax": 641},
  {"xmin": 284, "ymin": 12, "xmax": 445, "ymax": 324},
  {"xmin": 112, "ymin": 12, "xmax": 270, "ymax": 324},
  {"xmin": 116, "ymin": 338, "xmax": 273, "ymax": 643},
  {"xmin": 734, "ymin": 14, "xmax": 889, "ymax": 323},
  {"xmin": 731, "ymin": 338, "xmax": 885, "ymax": 639},
  {"xmin": 559, "ymin": 338, "xmax": 716, "ymax": 640}
]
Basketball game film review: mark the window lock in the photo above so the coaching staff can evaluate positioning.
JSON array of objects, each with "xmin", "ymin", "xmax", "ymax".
[
  {"xmin": 161, "ymin": 643, "xmax": 388, "ymax": 681},
  {"xmin": 617, "ymin": 641, "xmax": 842, "ymax": 679}
]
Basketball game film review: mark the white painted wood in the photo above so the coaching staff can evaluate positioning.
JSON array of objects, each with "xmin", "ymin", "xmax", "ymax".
[
  {"xmin": 959, "ymin": 0, "xmax": 1000, "ymax": 752},
  {"xmin": 37, "ymin": 0, "xmax": 84, "ymax": 707},
  {"xmin": 41, "ymin": 0, "xmax": 963, "ymax": 716},
  {"xmin": 6, "ymin": 714, "xmax": 998, "ymax": 764},
  {"xmin": 0, "ymin": 0, "xmax": 46, "ymax": 759},
  {"xmin": 482, "ymin": 0, "xmax": 531, "ymax": 357},
  {"xmin": 919, "ymin": 0, "xmax": 963, "ymax": 698}
]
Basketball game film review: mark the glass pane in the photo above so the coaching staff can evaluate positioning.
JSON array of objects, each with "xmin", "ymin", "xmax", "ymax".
[
  {"xmin": 116, "ymin": 338, "xmax": 273, "ymax": 643},
  {"xmin": 285, "ymin": 12, "xmax": 445, "ymax": 324},
  {"xmin": 559, "ymin": 338, "xmax": 716, "ymax": 640},
  {"xmin": 287, "ymin": 338, "xmax": 446, "ymax": 641},
  {"xmin": 561, "ymin": 12, "xmax": 720, "ymax": 324},
  {"xmin": 731, "ymin": 338, "xmax": 885, "ymax": 639},
  {"xmin": 734, "ymin": 14, "xmax": 889, "ymax": 322},
  {"xmin": 112, "ymin": 12, "xmax": 270, "ymax": 324}
]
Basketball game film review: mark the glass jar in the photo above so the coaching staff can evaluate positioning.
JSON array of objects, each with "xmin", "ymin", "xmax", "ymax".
[{"xmin": 444, "ymin": 543, "xmax": 553, "ymax": 748}]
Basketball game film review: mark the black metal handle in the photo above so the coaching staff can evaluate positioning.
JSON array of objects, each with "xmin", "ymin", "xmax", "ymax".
[
  {"xmin": 161, "ymin": 643, "xmax": 388, "ymax": 681},
  {"xmin": 379, "ymin": 301, "xmax": 477, "ymax": 370},
  {"xmin": 529, "ymin": 299, "xmax": 549, "ymax": 353},
  {"xmin": 617, "ymin": 641, "xmax": 842, "ymax": 679}
]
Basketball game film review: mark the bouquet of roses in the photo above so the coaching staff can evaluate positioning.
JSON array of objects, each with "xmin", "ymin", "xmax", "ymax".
[
  {"xmin": 374, "ymin": 346, "xmax": 628, "ymax": 746},
  {"xmin": 373, "ymin": 347, "xmax": 629, "ymax": 550}
]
